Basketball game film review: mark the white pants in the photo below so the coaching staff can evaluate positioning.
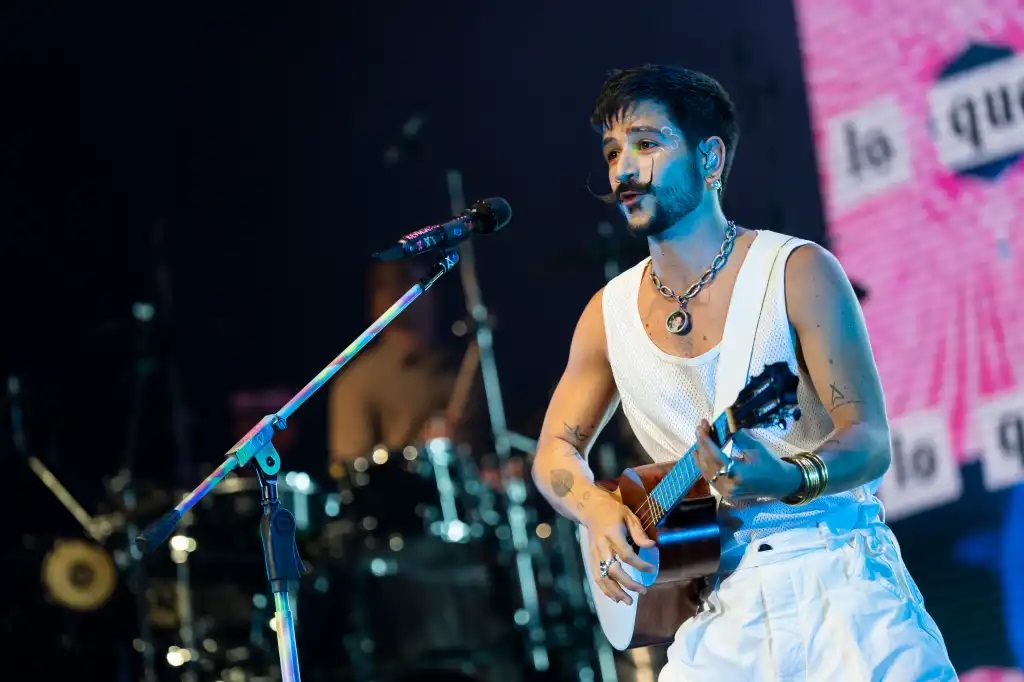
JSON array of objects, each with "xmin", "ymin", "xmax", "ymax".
[{"xmin": 658, "ymin": 522, "xmax": 957, "ymax": 682}]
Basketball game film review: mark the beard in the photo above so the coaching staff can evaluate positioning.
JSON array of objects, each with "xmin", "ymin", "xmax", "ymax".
[
  {"xmin": 589, "ymin": 152, "xmax": 692, "ymax": 237},
  {"xmin": 587, "ymin": 156, "xmax": 705, "ymax": 238},
  {"xmin": 620, "ymin": 160, "xmax": 703, "ymax": 239}
]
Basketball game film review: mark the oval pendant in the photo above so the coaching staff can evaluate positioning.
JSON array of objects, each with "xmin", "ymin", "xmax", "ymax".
[{"xmin": 666, "ymin": 309, "xmax": 692, "ymax": 336}]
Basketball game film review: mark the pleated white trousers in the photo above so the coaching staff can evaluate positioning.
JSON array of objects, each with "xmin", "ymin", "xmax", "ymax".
[{"xmin": 658, "ymin": 523, "xmax": 957, "ymax": 682}]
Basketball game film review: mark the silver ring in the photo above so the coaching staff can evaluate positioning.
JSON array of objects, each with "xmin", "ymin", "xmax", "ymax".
[{"xmin": 599, "ymin": 555, "xmax": 620, "ymax": 579}]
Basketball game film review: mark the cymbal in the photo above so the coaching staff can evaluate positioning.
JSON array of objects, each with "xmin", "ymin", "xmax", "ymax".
[{"xmin": 41, "ymin": 538, "xmax": 117, "ymax": 612}]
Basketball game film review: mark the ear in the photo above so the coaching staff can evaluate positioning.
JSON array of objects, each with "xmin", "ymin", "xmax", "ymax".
[{"xmin": 698, "ymin": 136, "xmax": 726, "ymax": 190}]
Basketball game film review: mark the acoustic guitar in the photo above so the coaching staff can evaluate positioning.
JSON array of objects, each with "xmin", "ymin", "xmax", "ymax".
[{"xmin": 579, "ymin": 362, "xmax": 800, "ymax": 650}]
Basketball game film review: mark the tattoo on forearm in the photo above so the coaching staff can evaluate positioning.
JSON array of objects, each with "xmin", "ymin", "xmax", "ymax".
[
  {"xmin": 828, "ymin": 382, "xmax": 864, "ymax": 413},
  {"xmin": 550, "ymin": 469, "xmax": 575, "ymax": 498},
  {"xmin": 563, "ymin": 423, "xmax": 590, "ymax": 443},
  {"xmin": 550, "ymin": 469, "xmax": 588, "ymax": 511}
]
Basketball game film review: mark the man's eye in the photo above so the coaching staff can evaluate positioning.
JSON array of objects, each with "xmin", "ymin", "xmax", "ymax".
[
  {"xmin": 606, "ymin": 150, "xmax": 620, "ymax": 162},
  {"xmin": 635, "ymin": 140, "xmax": 658, "ymax": 151}
]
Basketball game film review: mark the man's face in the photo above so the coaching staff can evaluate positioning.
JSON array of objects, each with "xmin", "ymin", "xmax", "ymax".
[{"xmin": 601, "ymin": 100, "xmax": 703, "ymax": 238}]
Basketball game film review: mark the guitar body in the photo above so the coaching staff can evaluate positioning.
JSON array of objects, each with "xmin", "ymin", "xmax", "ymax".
[
  {"xmin": 579, "ymin": 462, "xmax": 720, "ymax": 650},
  {"xmin": 575, "ymin": 363, "xmax": 800, "ymax": 650}
]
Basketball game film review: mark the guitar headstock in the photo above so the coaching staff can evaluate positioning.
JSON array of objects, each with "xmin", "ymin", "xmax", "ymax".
[{"xmin": 727, "ymin": 362, "xmax": 801, "ymax": 433}]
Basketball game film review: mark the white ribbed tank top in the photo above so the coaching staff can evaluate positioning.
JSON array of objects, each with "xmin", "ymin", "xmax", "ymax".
[{"xmin": 602, "ymin": 230, "xmax": 883, "ymax": 554}]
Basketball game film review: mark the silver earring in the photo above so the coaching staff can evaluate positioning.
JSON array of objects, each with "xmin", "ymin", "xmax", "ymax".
[
  {"xmin": 704, "ymin": 152, "xmax": 718, "ymax": 171},
  {"xmin": 708, "ymin": 178, "xmax": 722, "ymax": 191}
]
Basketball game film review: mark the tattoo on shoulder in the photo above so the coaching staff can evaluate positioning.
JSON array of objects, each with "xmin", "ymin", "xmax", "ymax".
[
  {"xmin": 828, "ymin": 382, "xmax": 864, "ymax": 413},
  {"xmin": 550, "ymin": 469, "xmax": 575, "ymax": 498},
  {"xmin": 563, "ymin": 423, "xmax": 591, "ymax": 443}
]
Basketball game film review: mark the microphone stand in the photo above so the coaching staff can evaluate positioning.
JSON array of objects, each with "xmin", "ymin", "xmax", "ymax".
[
  {"xmin": 135, "ymin": 249, "xmax": 463, "ymax": 682},
  {"xmin": 445, "ymin": 170, "xmax": 549, "ymax": 672}
]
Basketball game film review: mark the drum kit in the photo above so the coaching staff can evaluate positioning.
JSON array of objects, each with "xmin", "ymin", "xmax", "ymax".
[
  {"xmin": 5, "ymin": 208, "xmax": 693, "ymax": 681},
  {"xmin": 8, "ymin": 393, "xmax": 617, "ymax": 681}
]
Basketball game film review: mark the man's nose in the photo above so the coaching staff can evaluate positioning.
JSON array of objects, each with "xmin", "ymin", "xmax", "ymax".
[
  {"xmin": 616, "ymin": 164, "xmax": 639, "ymax": 186},
  {"xmin": 615, "ymin": 146, "xmax": 641, "ymax": 184}
]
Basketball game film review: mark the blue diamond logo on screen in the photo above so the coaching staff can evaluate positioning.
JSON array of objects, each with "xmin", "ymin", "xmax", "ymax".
[{"xmin": 928, "ymin": 42, "xmax": 1024, "ymax": 180}]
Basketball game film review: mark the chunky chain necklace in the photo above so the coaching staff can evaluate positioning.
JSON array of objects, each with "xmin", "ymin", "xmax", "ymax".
[{"xmin": 649, "ymin": 220, "xmax": 737, "ymax": 336}]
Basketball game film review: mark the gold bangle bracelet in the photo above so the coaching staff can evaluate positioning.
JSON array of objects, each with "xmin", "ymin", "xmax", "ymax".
[
  {"xmin": 781, "ymin": 452, "xmax": 828, "ymax": 505},
  {"xmin": 804, "ymin": 452, "xmax": 829, "ymax": 498},
  {"xmin": 781, "ymin": 455, "xmax": 811, "ymax": 505}
]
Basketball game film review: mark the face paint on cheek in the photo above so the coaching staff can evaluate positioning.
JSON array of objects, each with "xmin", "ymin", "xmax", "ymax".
[
  {"xmin": 640, "ymin": 127, "xmax": 679, "ymax": 186},
  {"xmin": 660, "ymin": 126, "xmax": 681, "ymax": 151}
]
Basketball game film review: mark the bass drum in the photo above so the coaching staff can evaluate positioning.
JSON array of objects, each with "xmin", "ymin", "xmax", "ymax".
[
  {"xmin": 300, "ymin": 532, "xmax": 516, "ymax": 681},
  {"xmin": 331, "ymin": 440, "xmax": 496, "ymax": 544},
  {"xmin": 300, "ymin": 442, "xmax": 520, "ymax": 680}
]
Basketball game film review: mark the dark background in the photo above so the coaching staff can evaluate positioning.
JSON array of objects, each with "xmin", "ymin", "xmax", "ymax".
[
  {"xmin": 0, "ymin": 1, "xmax": 824, "ymax": 486},
  {"xmin": 0, "ymin": 2, "xmax": 1016, "ymax": 680}
]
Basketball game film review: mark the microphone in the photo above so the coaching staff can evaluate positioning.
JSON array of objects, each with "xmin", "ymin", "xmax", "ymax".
[{"xmin": 372, "ymin": 197, "xmax": 511, "ymax": 261}]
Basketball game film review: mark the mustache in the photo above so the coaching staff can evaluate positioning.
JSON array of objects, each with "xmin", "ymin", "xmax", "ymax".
[{"xmin": 585, "ymin": 160, "xmax": 656, "ymax": 205}]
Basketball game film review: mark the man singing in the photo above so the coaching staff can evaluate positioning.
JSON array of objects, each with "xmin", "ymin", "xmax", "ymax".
[{"xmin": 529, "ymin": 65, "xmax": 956, "ymax": 680}]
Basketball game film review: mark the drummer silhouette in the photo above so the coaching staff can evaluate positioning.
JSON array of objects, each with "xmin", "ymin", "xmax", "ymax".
[{"xmin": 327, "ymin": 260, "xmax": 481, "ymax": 475}]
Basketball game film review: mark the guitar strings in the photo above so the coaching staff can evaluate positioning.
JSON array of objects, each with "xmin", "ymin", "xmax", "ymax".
[
  {"xmin": 631, "ymin": 415, "xmax": 725, "ymax": 532},
  {"xmin": 634, "ymin": 452, "xmax": 692, "ymax": 529}
]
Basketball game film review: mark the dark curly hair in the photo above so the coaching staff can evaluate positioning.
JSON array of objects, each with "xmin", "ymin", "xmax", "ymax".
[{"xmin": 590, "ymin": 65, "xmax": 740, "ymax": 193}]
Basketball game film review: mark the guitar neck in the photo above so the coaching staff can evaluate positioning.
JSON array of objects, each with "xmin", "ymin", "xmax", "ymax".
[{"xmin": 646, "ymin": 410, "xmax": 733, "ymax": 526}]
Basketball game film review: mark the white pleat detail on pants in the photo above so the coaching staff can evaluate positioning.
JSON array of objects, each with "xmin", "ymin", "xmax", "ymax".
[{"xmin": 658, "ymin": 521, "xmax": 957, "ymax": 682}]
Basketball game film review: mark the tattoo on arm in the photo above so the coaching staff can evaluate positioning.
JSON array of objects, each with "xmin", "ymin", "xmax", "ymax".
[
  {"xmin": 828, "ymin": 382, "xmax": 864, "ymax": 413},
  {"xmin": 561, "ymin": 424, "xmax": 590, "ymax": 460},
  {"xmin": 563, "ymin": 423, "xmax": 591, "ymax": 443},
  {"xmin": 551, "ymin": 469, "xmax": 588, "ymax": 511},
  {"xmin": 550, "ymin": 469, "xmax": 575, "ymax": 498}
]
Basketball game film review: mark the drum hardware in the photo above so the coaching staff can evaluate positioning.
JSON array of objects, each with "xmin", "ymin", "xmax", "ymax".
[
  {"xmin": 114, "ymin": 268, "xmax": 199, "ymax": 681},
  {"xmin": 7, "ymin": 377, "xmax": 117, "ymax": 545},
  {"xmin": 97, "ymin": 218, "xmax": 202, "ymax": 682},
  {"xmin": 7, "ymin": 378, "xmax": 137, "ymax": 653},
  {"xmin": 446, "ymin": 169, "xmax": 549, "ymax": 672},
  {"xmin": 424, "ymin": 437, "xmax": 472, "ymax": 543},
  {"xmin": 134, "ymin": 241, "xmax": 475, "ymax": 682}
]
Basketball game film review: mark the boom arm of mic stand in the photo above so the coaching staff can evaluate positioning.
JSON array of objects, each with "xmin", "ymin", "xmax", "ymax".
[{"xmin": 135, "ymin": 249, "xmax": 461, "ymax": 682}]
